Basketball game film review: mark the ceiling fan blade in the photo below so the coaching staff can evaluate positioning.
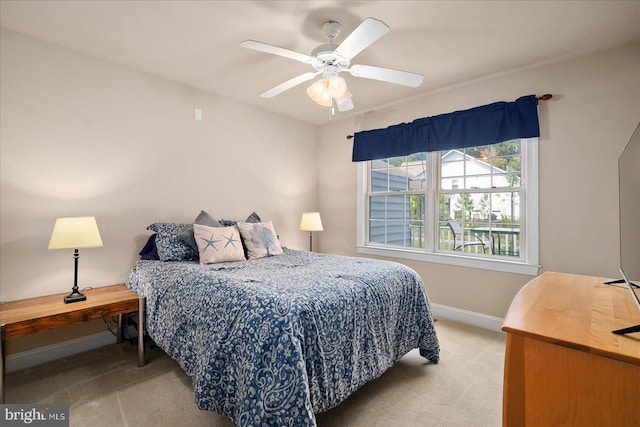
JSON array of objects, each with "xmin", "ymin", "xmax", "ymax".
[
  {"xmin": 260, "ymin": 72, "xmax": 320, "ymax": 98},
  {"xmin": 334, "ymin": 18, "xmax": 390, "ymax": 60},
  {"xmin": 349, "ymin": 64, "xmax": 424, "ymax": 87},
  {"xmin": 241, "ymin": 40, "xmax": 312, "ymax": 64}
]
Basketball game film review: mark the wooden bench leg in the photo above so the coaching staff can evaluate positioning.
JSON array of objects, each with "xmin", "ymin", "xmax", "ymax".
[{"xmin": 138, "ymin": 297, "xmax": 146, "ymax": 367}]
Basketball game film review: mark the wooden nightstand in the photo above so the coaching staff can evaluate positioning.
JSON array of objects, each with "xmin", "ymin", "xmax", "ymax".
[{"xmin": 0, "ymin": 284, "xmax": 146, "ymax": 403}]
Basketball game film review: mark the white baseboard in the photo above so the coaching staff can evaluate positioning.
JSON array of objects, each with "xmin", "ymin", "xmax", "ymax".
[
  {"xmin": 431, "ymin": 303, "xmax": 504, "ymax": 332},
  {"xmin": 5, "ymin": 331, "xmax": 116, "ymax": 373}
]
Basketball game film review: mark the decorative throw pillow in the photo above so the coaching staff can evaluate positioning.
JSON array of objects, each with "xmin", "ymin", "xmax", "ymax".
[
  {"xmin": 147, "ymin": 222, "xmax": 198, "ymax": 262},
  {"xmin": 179, "ymin": 210, "xmax": 222, "ymax": 250},
  {"xmin": 139, "ymin": 233, "xmax": 159, "ymax": 260},
  {"xmin": 246, "ymin": 211, "xmax": 261, "ymax": 223},
  {"xmin": 236, "ymin": 220, "xmax": 283, "ymax": 260},
  {"xmin": 219, "ymin": 211, "xmax": 262, "ymax": 227},
  {"xmin": 193, "ymin": 224, "xmax": 246, "ymax": 264}
]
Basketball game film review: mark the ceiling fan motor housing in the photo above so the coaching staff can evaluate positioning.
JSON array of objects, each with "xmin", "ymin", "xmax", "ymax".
[
  {"xmin": 310, "ymin": 44, "xmax": 350, "ymax": 73},
  {"xmin": 310, "ymin": 21, "xmax": 350, "ymax": 75}
]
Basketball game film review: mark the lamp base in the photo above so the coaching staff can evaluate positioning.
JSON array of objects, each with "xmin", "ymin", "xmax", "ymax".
[{"xmin": 64, "ymin": 291, "xmax": 86, "ymax": 304}]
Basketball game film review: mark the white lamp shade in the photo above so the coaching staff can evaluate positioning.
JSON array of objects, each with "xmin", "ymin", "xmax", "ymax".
[
  {"xmin": 300, "ymin": 212, "xmax": 324, "ymax": 232},
  {"xmin": 307, "ymin": 77, "xmax": 349, "ymax": 107},
  {"xmin": 327, "ymin": 76, "xmax": 347, "ymax": 98},
  {"xmin": 306, "ymin": 80, "xmax": 327, "ymax": 103},
  {"xmin": 336, "ymin": 88, "xmax": 354, "ymax": 111},
  {"xmin": 317, "ymin": 90, "xmax": 332, "ymax": 107},
  {"xmin": 48, "ymin": 216, "xmax": 104, "ymax": 250}
]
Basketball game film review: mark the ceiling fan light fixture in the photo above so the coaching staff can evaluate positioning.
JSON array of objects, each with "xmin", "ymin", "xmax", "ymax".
[
  {"xmin": 318, "ymin": 89, "xmax": 333, "ymax": 107},
  {"xmin": 306, "ymin": 79, "xmax": 327, "ymax": 103},
  {"xmin": 327, "ymin": 76, "xmax": 347, "ymax": 98},
  {"xmin": 336, "ymin": 88, "xmax": 352, "ymax": 103},
  {"xmin": 336, "ymin": 88, "xmax": 354, "ymax": 112},
  {"xmin": 307, "ymin": 77, "xmax": 349, "ymax": 107},
  {"xmin": 336, "ymin": 97, "xmax": 354, "ymax": 112}
]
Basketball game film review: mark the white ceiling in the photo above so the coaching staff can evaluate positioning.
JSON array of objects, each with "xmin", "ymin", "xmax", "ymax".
[{"xmin": 1, "ymin": 1, "xmax": 639, "ymax": 125}]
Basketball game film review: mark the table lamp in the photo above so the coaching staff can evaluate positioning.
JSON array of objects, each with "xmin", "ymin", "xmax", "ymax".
[
  {"xmin": 299, "ymin": 212, "xmax": 323, "ymax": 252},
  {"xmin": 48, "ymin": 216, "xmax": 103, "ymax": 303}
]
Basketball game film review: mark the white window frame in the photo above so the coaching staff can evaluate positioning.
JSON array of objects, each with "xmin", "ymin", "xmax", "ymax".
[{"xmin": 356, "ymin": 138, "xmax": 539, "ymax": 275}]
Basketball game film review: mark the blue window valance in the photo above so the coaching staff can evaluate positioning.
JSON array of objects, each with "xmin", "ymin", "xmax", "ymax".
[{"xmin": 352, "ymin": 95, "xmax": 540, "ymax": 162}]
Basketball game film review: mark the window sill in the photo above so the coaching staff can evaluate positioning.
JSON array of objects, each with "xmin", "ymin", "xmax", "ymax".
[{"xmin": 356, "ymin": 245, "xmax": 539, "ymax": 276}]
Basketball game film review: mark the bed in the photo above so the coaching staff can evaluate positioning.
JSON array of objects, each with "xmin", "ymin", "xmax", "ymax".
[{"xmin": 128, "ymin": 220, "xmax": 439, "ymax": 426}]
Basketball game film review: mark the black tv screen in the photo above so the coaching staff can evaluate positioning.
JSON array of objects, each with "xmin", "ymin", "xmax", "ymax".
[
  {"xmin": 614, "ymin": 122, "xmax": 640, "ymax": 335},
  {"xmin": 619, "ymin": 122, "xmax": 640, "ymax": 285}
]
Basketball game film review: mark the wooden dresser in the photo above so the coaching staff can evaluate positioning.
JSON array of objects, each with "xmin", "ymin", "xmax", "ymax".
[{"xmin": 502, "ymin": 272, "xmax": 640, "ymax": 426}]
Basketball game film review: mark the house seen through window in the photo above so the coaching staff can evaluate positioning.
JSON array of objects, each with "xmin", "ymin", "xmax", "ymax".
[{"xmin": 358, "ymin": 139, "xmax": 539, "ymax": 275}]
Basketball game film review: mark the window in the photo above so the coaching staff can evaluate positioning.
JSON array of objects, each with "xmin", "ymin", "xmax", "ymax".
[{"xmin": 357, "ymin": 139, "xmax": 539, "ymax": 275}]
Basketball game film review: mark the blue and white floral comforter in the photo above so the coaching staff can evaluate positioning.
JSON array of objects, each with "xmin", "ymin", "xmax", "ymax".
[{"xmin": 127, "ymin": 248, "xmax": 439, "ymax": 426}]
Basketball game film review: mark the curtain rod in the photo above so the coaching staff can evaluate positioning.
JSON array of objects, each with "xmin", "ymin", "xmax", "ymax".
[{"xmin": 345, "ymin": 94, "xmax": 553, "ymax": 140}]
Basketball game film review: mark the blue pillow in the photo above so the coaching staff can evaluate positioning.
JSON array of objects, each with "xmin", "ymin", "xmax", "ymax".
[
  {"xmin": 139, "ymin": 233, "xmax": 159, "ymax": 260},
  {"xmin": 220, "ymin": 212, "xmax": 261, "ymax": 227},
  {"xmin": 179, "ymin": 210, "xmax": 222, "ymax": 251},
  {"xmin": 246, "ymin": 211, "xmax": 261, "ymax": 223},
  {"xmin": 147, "ymin": 222, "xmax": 198, "ymax": 262}
]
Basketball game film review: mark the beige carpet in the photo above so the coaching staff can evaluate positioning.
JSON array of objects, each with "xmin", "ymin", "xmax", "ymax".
[{"xmin": 5, "ymin": 318, "xmax": 505, "ymax": 426}]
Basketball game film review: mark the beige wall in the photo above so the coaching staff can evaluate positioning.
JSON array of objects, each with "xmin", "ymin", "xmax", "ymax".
[
  {"xmin": 0, "ymin": 29, "xmax": 318, "ymax": 351},
  {"xmin": 1, "ymin": 25, "xmax": 639, "ymax": 355},
  {"xmin": 317, "ymin": 42, "xmax": 640, "ymax": 318}
]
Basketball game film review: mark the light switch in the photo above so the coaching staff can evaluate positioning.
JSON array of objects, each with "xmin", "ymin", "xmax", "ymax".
[{"xmin": 195, "ymin": 108, "xmax": 203, "ymax": 121}]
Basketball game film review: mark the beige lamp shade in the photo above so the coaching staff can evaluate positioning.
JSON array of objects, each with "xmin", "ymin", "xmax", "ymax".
[
  {"xmin": 48, "ymin": 216, "xmax": 104, "ymax": 250},
  {"xmin": 306, "ymin": 77, "xmax": 348, "ymax": 107},
  {"xmin": 300, "ymin": 212, "xmax": 324, "ymax": 232}
]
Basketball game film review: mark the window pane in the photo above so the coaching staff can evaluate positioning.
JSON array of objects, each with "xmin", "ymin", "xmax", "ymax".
[
  {"xmin": 491, "ymin": 192, "xmax": 520, "ymax": 226},
  {"xmin": 371, "ymin": 156, "xmax": 427, "ymax": 193},
  {"xmin": 368, "ymin": 194, "xmax": 425, "ymax": 248},
  {"xmin": 369, "ymin": 219, "xmax": 386, "ymax": 244},
  {"xmin": 388, "ymin": 167, "xmax": 409, "ymax": 191},
  {"xmin": 385, "ymin": 220, "xmax": 407, "ymax": 246},
  {"xmin": 440, "ymin": 140, "xmax": 522, "ymax": 191},
  {"xmin": 386, "ymin": 194, "xmax": 406, "ymax": 220},
  {"xmin": 444, "ymin": 192, "xmax": 493, "ymax": 226},
  {"xmin": 437, "ymin": 218, "xmax": 487, "ymax": 254},
  {"xmin": 436, "ymin": 190, "xmax": 520, "ymax": 257},
  {"xmin": 369, "ymin": 194, "xmax": 407, "ymax": 245},
  {"xmin": 370, "ymin": 162, "xmax": 409, "ymax": 192},
  {"xmin": 409, "ymin": 220, "xmax": 425, "ymax": 248},
  {"xmin": 370, "ymin": 159, "xmax": 390, "ymax": 171},
  {"xmin": 450, "ymin": 193, "xmax": 476, "ymax": 222},
  {"xmin": 409, "ymin": 194, "xmax": 425, "ymax": 248},
  {"xmin": 440, "ymin": 151, "xmax": 464, "ymax": 184},
  {"xmin": 370, "ymin": 196, "xmax": 386, "ymax": 219},
  {"xmin": 370, "ymin": 160, "xmax": 391, "ymax": 192},
  {"xmin": 480, "ymin": 192, "xmax": 521, "ymax": 256},
  {"xmin": 405, "ymin": 157, "xmax": 427, "ymax": 191}
]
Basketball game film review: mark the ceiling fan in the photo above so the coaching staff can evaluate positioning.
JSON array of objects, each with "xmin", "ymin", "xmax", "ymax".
[{"xmin": 240, "ymin": 18, "xmax": 424, "ymax": 112}]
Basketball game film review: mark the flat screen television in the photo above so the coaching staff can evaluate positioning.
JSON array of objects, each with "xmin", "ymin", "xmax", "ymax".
[{"xmin": 612, "ymin": 122, "xmax": 640, "ymax": 335}]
